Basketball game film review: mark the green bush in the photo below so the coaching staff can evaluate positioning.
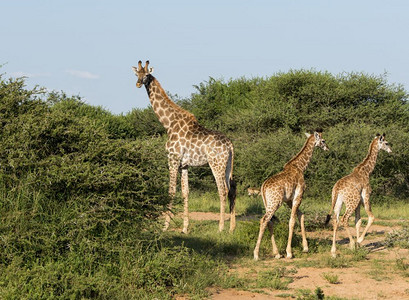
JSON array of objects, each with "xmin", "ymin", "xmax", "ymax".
[
  {"xmin": 1, "ymin": 67, "xmax": 409, "ymax": 298},
  {"xmin": 181, "ymin": 70, "xmax": 409, "ymax": 200}
]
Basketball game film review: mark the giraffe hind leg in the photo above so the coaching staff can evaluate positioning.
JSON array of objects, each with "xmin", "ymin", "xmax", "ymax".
[
  {"xmin": 342, "ymin": 208, "xmax": 355, "ymax": 250},
  {"xmin": 355, "ymin": 204, "xmax": 362, "ymax": 243},
  {"xmin": 286, "ymin": 187, "xmax": 305, "ymax": 259},
  {"xmin": 208, "ymin": 158, "xmax": 230, "ymax": 232},
  {"xmin": 267, "ymin": 218, "xmax": 281, "ymax": 259},
  {"xmin": 181, "ymin": 167, "xmax": 189, "ymax": 234},
  {"xmin": 331, "ymin": 193, "xmax": 343, "ymax": 257},
  {"xmin": 297, "ymin": 208, "xmax": 308, "ymax": 253},
  {"xmin": 357, "ymin": 191, "xmax": 374, "ymax": 244},
  {"xmin": 254, "ymin": 200, "xmax": 281, "ymax": 260}
]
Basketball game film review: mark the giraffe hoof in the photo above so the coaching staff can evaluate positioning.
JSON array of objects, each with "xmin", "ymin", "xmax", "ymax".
[
  {"xmin": 253, "ymin": 251, "xmax": 259, "ymax": 261},
  {"xmin": 302, "ymin": 248, "xmax": 309, "ymax": 253},
  {"xmin": 274, "ymin": 254, "xmax": 282, "ymax": 259},
  {"xmin": 357, "ymin": 237, "xmax": 364, "ymax": 244},
  {"xmin": 286, "ymin": 254, "xmax": 293, "ymax": 259},
  {"xmin": 331, "ymin": 252, "xmax": 337, "ymax": 258}
]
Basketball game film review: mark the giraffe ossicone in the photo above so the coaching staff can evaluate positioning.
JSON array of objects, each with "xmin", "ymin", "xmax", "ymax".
[{"xmin": 133, "ymin": 60, "xmax": 236, "ymax": 233}]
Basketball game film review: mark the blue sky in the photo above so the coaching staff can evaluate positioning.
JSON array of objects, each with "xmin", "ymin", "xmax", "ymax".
[{"xmin": 1, "ymin": 1, "xmax": 408, "ymax": 114}]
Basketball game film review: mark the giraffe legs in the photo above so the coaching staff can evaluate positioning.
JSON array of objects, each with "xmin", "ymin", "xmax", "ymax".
[
  {"xmin": 286, "ymin": 188, "xmax": 304, "ymax": 259},
  {"xmin": 331, "ymin": 215, "xmax": 339, "ymax": 258},
  {"xmin": 163, "ymin": 158, "xmax": 179, "ymax": 231},
  {"xmin": 342, "ymin": 209, "xmax": 355, "ymax": 250},
  {"xmin": 357, "ymin": 189, "xmax": 374, "ymax": 244},
  {"xmin": 331, "ymin": 209, "xmax": 354, "ymax": 257},
  {"xmin": 355, "ymin": 205, "xmax": 362, "ymax": 242},
  {"xmin": 267, "ymin": 219, "xmax": 281, "ymax": 259},
  {"xmin": 209, "ymin": 160, "xmax": 229, "ymax": 232},
  {"xmin": 297, "ymin": 208, "xmax": 309, "ymax": 253},
  {"xmin": 215, "ymin": 176, "xmax": 227, "ymax": 232},
  {"xmin": 181, "ymin": 167, "xmax": 189, "ymax": 234},
  {"xmin": 254, "ymin": 202, "xmax": 280, "ymax": 260}
]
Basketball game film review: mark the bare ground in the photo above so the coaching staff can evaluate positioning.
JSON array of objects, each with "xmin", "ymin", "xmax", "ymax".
[{"xmin": 187, "ymin": 212, "xmax": 409, "ymax": 300}]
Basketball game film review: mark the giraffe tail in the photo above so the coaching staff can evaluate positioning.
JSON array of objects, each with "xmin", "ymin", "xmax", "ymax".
[
  {"xmin": 226, "ymin": 149, "xmax": 236, "ymax": 213},
  {"xmin": 325, "ymin": 186, "xmax": 338, "ymax": 226}
]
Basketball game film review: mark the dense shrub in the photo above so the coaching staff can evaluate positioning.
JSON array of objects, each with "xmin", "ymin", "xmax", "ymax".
[
  {"xmin": 1, "ymin": 68, "xmax": 408, "ymax": 298},
  {"xmin": 182, "ymin": 70, "xmax": 409, "ymax": 199}
]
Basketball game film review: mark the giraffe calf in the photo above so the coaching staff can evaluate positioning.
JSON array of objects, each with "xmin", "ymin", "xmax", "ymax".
[
  {"xmin": 326, "ymin": 133, "xmax": 392, "ymax": 258},
  {"xmin": 253, "ymin": 131, "xmax": 329, "ymax": 260}
]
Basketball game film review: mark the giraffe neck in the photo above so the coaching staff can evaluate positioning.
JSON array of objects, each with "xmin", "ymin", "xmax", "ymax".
[
  {"xmin": 284, "ymin": 135, "xmax": 315, "ymax": 172},
  {"xmin": 353, "ymin": 138, "xmax": 379, "ymax": 177},
  {"xmin": 144, "ymin": 75, "xmax": 197, "ymax": 132}
]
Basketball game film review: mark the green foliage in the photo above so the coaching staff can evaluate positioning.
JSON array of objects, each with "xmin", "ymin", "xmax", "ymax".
[
  {"xmin": 384, "ymin": 225, "xmax": 409, "ymax": 249},
  {"xmin": 0, "ymin": 75, "xmax": 189, "ymax": 299},
  {"xmin": 1, "ymin": 67, "xmax": 409, "ymax": 298},
  {"xmin": 181, "ymin": 70, "xmax": 409, "ymax": 200},
  {"xmin": 255, "ymin": 268, "xmax": 292, "ymax": 290},
  {"xmin": 321, "ymin": 272, "xmax": 339, "ymax": 284},
  {"xmin": 126, "ymin": 107, "xmax": 166, "ymax": 137}
]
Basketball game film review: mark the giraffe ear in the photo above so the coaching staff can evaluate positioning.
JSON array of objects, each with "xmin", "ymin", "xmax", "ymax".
[
  {"xmin": 305, "ymin": 132, "xmax": 311, "ymax": 138},
  {"xmin": 132, "ymin": 66, "xmax": 138, "ymax": 74},
  {"xmin": 149, "ymin": 67, "xmax": 154, "ymax": 74}
]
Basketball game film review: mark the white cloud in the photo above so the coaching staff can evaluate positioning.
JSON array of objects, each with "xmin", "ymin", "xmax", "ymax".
[{"xmin": 66, "ymin": 69, "xmax": 100, "ymax": 79}]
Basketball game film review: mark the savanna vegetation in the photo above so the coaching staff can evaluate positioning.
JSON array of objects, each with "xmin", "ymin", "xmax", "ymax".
[{"xmin": 0, "ymin": 69, "xmax": 408, "ymax": 299}]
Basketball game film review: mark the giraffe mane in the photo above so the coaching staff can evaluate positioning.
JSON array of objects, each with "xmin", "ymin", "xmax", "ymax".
[{"xmin": 152, "ymin": 77, "xmax": 197, "ymax": 121}]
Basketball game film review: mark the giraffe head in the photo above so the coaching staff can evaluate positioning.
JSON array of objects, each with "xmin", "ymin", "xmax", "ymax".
[
  {"xmin": 376, "ymin": 133, "xmax": 392, "ymax": 153},
  {"xmin": 132, "ymin": 60, "xmax": 154, "ymax": 88},
  {"xmin": 306, "ymin": 129, "xmax": 329, "ymax": 151}
]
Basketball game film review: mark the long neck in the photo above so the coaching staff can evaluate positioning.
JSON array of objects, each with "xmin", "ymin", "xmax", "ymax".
[
  {"xmin": 144, "ymin": 75, "xmax": 196, "ymax": 131},
  {"xmin": 284, "ymin": 135, "xmax": 315, "ymax": 172},
  {"xmin": 353, "ymin": 139, "xmax": 379, "ymax": 176}
]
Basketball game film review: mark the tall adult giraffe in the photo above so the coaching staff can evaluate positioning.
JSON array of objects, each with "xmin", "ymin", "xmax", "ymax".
[
  {"xmin": 253, "ymin": 130, "xmax": 329, "ymax": 260},
  {"xmin": 326, "ymin": 133, "xmax": 392, "ymax": 258},
  {"xmin": 132, "ymin": 60, "xmax": 236, "ymax": 233}
]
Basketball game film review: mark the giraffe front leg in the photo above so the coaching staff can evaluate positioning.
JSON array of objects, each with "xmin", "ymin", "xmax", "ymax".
[
  {"xmin": 181, "ymin": 167, "xmax": 189, "ymax": 234},
  {"xmin": 164, "ymin": 158, "xmax": 179, "ymax": 231}
]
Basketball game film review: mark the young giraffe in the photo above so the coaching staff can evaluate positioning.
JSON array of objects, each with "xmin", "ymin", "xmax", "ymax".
[
  {"xmin": 254, "ymin": 130, "xmax": 329, "ymax": 260},
  {"xmin": 326, "ymin": 133, "xmax": 392, "ymax": 258},
  {"xmin": 132, "ymin": 61, "xmax": 236, "ymax": 234}
]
